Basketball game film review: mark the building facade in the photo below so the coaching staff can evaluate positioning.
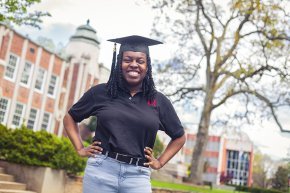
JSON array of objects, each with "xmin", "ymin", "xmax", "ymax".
[
  {"xmin": 0, "ymin": 21, "xmax": 109, "ymax": 136},
  {"xmin": 183, "ymin": 131, "xmax": 254, "ymax": 186}
]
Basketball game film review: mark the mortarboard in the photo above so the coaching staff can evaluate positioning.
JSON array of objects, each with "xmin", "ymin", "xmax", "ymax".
[
  {"xmin": 107, "ymin": 35, "xmax": 163, "ymax": 74},
  {"xmin": 107, "ymin": 35, "xmax": 162, "ymax": 55}
]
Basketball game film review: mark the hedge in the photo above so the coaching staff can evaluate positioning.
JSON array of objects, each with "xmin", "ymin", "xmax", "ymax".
[
  {"xmin": 0, "ymin": 124, "xmax": 86, "ymax": 175},
  {"xmin": 235, "ymin": 185, "xmax": 284, "ymax": 193}
]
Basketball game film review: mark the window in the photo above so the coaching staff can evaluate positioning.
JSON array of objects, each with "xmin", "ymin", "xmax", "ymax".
[
  {"xmin": 226, "ymin": 150, "xmax": 250, "ymax": 186},
  {"xmin": 20, "ymin": 61, "xmax": 33, "ymax": 85},
  {"xmin": 29, "ymin": 48, "xmax": 35, "ymax": 53},
  {"xmin": 12, "ymin": 103, "xmax": 25, "ymax": 127},
  {"xmin": 27, "ymin": 108, "xmax": 38, "ymax": 130},
  {"xmin": 0, "ymin": 98, "xmax": 9, "ymax": 123},
  {"xmin": 35, "ymin": 68, "xmax": 46, "ymax": 91},
  {"xmin": 5, "ymin": 54, "xmax": 18, "ymax": 80},
  {"xmin": 41, "ymin": 112, "xmax": 50, "ymax": 131},
  {"xmin": 48, "ymin": 75, "xmax": 57, "ymax": 96}
]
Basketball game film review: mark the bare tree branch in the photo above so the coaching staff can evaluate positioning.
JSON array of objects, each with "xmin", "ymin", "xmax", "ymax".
[
  {"xmin": 194, "ymin": 0, "xmax": 209, "ymax": 54},
  {"xmin": 167, "ymin": 87, "xmax": 205, "ymax": 97},
  {"xmin": 216, "ymin": 1, "xmax": 255, "ymax": 69},
  {"xmin": 213, "ymin": 89, "xmax": 290, "ymax": 133},
  {"xmin": 198, "ymin": 0, "xmax": 215, "ymax": 57}
]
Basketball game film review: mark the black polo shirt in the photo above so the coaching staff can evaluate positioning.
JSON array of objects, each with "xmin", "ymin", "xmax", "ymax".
[{"xmin": 68, "ymin": 83, "xmax": 184, "ymax": 159}]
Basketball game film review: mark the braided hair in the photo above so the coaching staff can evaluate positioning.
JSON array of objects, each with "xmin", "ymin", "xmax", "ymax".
[{"xmin": 106, "ymin": 52, "xmax": 156, "ymax": 102}]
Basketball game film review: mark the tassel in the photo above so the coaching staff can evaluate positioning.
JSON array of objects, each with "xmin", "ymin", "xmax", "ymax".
[{"xmin": 109, "ymin": 43, "xmax": 117, "ymax": 81}]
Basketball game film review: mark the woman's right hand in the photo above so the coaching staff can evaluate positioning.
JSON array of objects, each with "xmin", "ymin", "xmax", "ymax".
[{"xmin": 77, "ymin": 141, "xmax": 103, "ymax": 157}]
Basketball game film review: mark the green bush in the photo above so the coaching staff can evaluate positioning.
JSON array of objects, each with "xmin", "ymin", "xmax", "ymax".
[
  {"xmin": 0, "ymin": 124, "xmax": 86, "ymax": 175},
  {"xmin": 235, "ymin": 185, "xmax": 284, "ymax": 193}
]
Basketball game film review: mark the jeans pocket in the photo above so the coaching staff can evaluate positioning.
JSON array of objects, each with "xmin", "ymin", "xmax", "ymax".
[
  {"xmin": 87, "ymin": 154, "xmax": 105, "ymax": 166},
  {"xmin": 138, "ymin": 166, "xmax": 151, "ymax": 176}
]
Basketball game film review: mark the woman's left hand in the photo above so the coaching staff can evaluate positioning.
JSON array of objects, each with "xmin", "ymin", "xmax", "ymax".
[{"xmin": 144, "ymin": 147, "xmax": 163, "ymax": 170}]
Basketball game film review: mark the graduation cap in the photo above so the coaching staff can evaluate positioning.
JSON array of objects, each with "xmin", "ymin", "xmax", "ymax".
[
  {"xmin": 107, "ymin": 35, "xmax": 163, "ymax": 73},
  {"xmin": 108, "ymin": 35, "xmax": 162, "ymax": 55}
]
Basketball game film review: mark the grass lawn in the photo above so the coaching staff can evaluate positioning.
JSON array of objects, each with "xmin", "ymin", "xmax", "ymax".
[{"xmin": 151, "ymin": 180, "xmax": 247, "ymax": 193}]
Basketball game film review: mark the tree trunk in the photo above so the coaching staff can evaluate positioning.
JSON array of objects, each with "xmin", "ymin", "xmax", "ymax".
[{"xmin": 188, "ymin": 93, "xmax": 213, "ymax": 184}]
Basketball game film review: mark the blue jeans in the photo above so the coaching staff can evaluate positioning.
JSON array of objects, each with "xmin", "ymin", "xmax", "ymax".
[{"xmin": 83, "ymin": 154, "xmax": 152, "ymax": 193}]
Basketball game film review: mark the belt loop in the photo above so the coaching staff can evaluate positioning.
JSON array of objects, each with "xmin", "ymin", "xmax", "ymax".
[
  {"xmin": 129, "ymin": 158, "xmax": 133, "ymax": 164},
  {"xmin": 105, "ymin": 151, "xmax": 109, "ymax": 157},
  {"xmin": 115, "ymin": 153, "xmax": 119, "ymax": 160},
  {"xmin": 136, "ymin": 158, "xmax": 140, "ymax": 166}
]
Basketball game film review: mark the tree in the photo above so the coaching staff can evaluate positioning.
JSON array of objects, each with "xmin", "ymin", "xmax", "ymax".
[
  {"xmin": 272, "ymin": 165, "xmax": 289, "ymax": 192},
  {"xmin": 0, "ymin": 0, "xmax": 50, "ymax": 29},
  {"xmin": 153, "ymin": 135, "xmax": 164, "ymax": 158},
  {"xmin": 36, "ymin": 36, "xmax": 56, "ymax": 51},
  {"xmin": 252, "ymin": 150, "xmax": 276, "ymax": 188},
  {"xmin": 148, "ymin": 0, "xmax": 290, "ymax": 184}
]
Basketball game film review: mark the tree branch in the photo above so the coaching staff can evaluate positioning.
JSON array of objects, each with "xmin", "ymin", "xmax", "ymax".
[
  {"xmin": 194, "ymin": 0, "xmax": 209, "ymax": 54},
  {"xmin": 216, "ymin": 1, "xmax": 255, "ymax": 68},
  {"xmin": 198, "ymin": 0, "xmax": 215, "ymax": 57},
  {"xmin": 167, "ymin": 87, "xmax": 204, "ymax": 97},
  {"xmin": 213, "ymin": 89, "xmax": 290, "ymax": 133}
]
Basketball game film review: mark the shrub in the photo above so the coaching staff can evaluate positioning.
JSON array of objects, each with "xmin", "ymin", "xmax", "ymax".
[
  {"xmin": 235, "ymin": 185, "xmax": 284, "ymax": 193},
  {"xmin": 0, "ymin": 124, "xmax": 86, "ymax": 175}
]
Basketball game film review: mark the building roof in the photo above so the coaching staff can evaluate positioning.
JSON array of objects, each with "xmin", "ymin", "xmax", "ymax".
[
  {"xmin": 70, "ymin": 20, "xmax": 100, "ymax": 46},
  {"xmin": 0, "ymin": 24, "xmax": 66, "ymax": 60},
  {"xmin": 222, "ymin": 130, "xmax": 251, "ymax": 142}
]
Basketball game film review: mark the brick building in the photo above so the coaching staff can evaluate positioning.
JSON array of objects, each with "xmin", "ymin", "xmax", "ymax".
[
  {"xmin": 183, "ymin": 130, "xmax": 254, "ymax": 186},
  {"xmin": 0, "ymin": 21, "xmax": 109, "ymax": 136}
]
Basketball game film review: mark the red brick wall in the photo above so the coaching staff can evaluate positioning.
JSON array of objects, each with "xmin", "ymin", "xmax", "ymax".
[
  {"xmin": 208, "ymin": 136, "xmax": 221, "ymax": 142},
  {"xmin": 0, "ymin": 66, "xmax": 4, "ymax": 79},
  {"xmin": 32, "ymin": 92, "xmax": 42, "ymax": 109},
  {"xmin": 45, "ymin": 98, "xmax": 54, "ymax": 113},
  {"xmin": 10, "ymin": 33, "xmax": 24, "ymax": 56},
  {"xmin": 62, "ymin": 68, "xmax": 69, "ymax": 87},
  {"xmin": 93, "ymin": 78, "xmax": 99, "ymax": 86},
  {"xmin": 54, "ymin": 120, "xmax": 60, "ymax": 135},
  {"xmin": 1, "ymin": 79, "xmax": 15, "ymax": 98},
  {"xmin": 0, "ymin": 34, "xmax": 10, "ymax": 60},
  {"xmin": 203, "ymin": 151, "xmax": 219, "ymax": 158},
  {"xmin": 26, "ymin": 42, "xmax": 38, "ymax": 63},
  {"xmin": 67, "ymin": 64, "xmax": 79, "ymax": 110},
  {"xmin": 248, "ymin": 149, "xmax": 254, "ymax": 186},
  {"xmin": 17, "ymin": 87, "xmax": 29, "ymax": 104},
  {"xmin": 53, "ymin": 57, "xmax": 62, "ymax": 75},
  {"xmin": 187, "ymin": 134, "xmax": 196, "ymax": 140},
  {"xmin": 184, "ymin": 148, "xmax": 191, "ymax": 155},
  {"xmin": 39, "ymin": 50, "xmax": 50, "ymax": 69},
  {"xmin": 187, "ymin": 134, "xmax": 220, "ymax": 142},
  {"xmin": 206, "ymin": 166, "xmax": 218, "ymax": 173},
  {"xmin": 85, "ymin": 74, "xmax": 92, "ymax": 91}
]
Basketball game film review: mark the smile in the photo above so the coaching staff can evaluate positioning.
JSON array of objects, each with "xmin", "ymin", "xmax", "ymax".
[{"xmin": 127, "ymin": 71, "xmax": 140, "ymax": 77}]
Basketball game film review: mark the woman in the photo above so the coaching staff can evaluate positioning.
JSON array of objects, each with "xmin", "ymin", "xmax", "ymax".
[{"xmin": 63, "ymin": 35, "xmax": 186, "ymax": 193}]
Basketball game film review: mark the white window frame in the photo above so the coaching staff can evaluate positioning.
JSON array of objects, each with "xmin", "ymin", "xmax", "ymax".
[
  {"xmin": 27, "ymin": 108, "xmax": 38, "ymax": 130},
  {"xmin": 11, "ymin": 102, "xmax": 26, "ymax": 128},
  {"xmin": 34, "ymin": 67, "xmax": 47, "ymax": 93},
  {"xmin": 0, "ymin": 98, "xmax": 10, "ymax": 124},
  {"xmin": 41, "ymin": 112, "xmax": 51, "ymax": 131},
  {"xmin": 47, "ymin": 74, "xmax": 58, "ymax": 98},
  {"xmin": 20, "ymin": 61, "xmax": 34, "ymax": 87},
  {"xmin": 4, "ymin": 53, "xmax": 19, "ymax": 82}
]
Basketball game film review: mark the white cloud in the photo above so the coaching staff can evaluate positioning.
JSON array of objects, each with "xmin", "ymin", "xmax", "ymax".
[
  {"xmin": 20, "ymin": 0, "xmax": 165, "ymax": 67},
  {"xmin": 16, "ymin": 23, "xmax": 76, "ymax": 46}
]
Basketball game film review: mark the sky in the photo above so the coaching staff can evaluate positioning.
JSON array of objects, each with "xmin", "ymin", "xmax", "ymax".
[
  {"xmin": 15, "ymin": 0, "xmax": 171, "ymax": 67},
  {"xmin": 15, "ymin": 0, "xmax": 290, "ymax": 161}
]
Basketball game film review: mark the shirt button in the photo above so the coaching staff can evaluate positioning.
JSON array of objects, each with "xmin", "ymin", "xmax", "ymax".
[{"xmin": 129, "ymin": 97, "xmax": 132, "ymax": 100}]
